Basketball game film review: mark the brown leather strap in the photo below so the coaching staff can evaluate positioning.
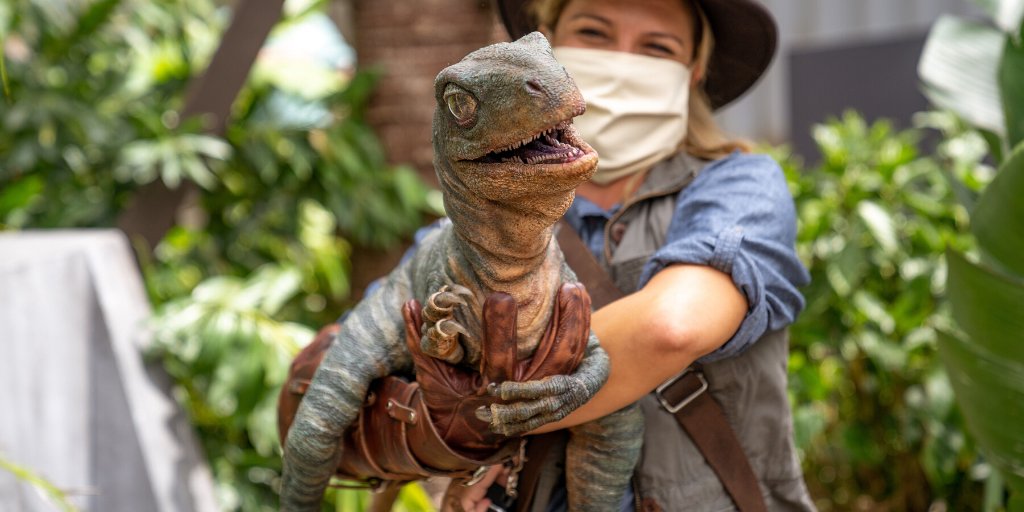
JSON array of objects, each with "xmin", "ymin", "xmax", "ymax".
[
  {"xmin": 659, "ymin": 369, "xmax": 768, "ymax": 512},
  {"xmin": 555, "ymin": 220, "xmax": 623, "ymax": 309},
  {"xmin": 513, "ymin": 431, "xmax": 568, "ymax": 512},
  {"xmin": 554, "ymin": 223, "xmax": 768, "ymax": 511}
]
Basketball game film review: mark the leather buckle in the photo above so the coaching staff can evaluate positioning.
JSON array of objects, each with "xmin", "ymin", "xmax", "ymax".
[
  {"xmin": 385, "ymin": 399, "xmax": 418, "ymax": 424},
  {"xmin": 655, "ymin": 368, "xmax": 708, "ymax": 413}
]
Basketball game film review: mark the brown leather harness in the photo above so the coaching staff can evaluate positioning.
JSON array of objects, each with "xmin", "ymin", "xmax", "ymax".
[{"xmin": 277, "ymin": 283, "xmax": 592, "ymax": 509}]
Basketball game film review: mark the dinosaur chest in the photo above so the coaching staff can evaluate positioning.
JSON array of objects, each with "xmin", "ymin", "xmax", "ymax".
[{"xmin": 441, "ymin": 249, "xmax": 562, "ymax": 367}]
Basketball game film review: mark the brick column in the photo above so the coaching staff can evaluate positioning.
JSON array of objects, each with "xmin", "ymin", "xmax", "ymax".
[{"xmin": 352, "ymin": 0, "xmax": 508, "ymax": 184}]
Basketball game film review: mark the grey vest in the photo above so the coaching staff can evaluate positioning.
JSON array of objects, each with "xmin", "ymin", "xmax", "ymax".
[{"xmin": 533, "ymin": 153, "xmax": 816, "ymax": 512}]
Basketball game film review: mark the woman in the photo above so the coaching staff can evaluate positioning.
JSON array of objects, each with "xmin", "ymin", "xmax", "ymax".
[{"xmin": 460, "ymin": 0, "xmax": 815, "ymax": 510}]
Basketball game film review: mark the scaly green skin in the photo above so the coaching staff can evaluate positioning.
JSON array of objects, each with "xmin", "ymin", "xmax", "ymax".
[{"xmin": 280, "ymin": 33, "xmax": 642, "ymax": 511}]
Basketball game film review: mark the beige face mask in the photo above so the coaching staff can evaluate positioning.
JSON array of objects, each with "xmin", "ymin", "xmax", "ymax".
[{"xmin": 553, "ymin": 47, "xmax": 691, "ymax": 185}]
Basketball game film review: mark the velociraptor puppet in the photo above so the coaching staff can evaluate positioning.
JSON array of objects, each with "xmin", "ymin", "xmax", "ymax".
[{"xmin": 280, "ymin": 32, "xmax": 643, "ymax": 511}]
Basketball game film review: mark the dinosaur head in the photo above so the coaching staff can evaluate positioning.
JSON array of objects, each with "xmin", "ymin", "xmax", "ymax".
[{"xmin": 432, "ymin": 32, "xmax": 598, "ymax": 214}]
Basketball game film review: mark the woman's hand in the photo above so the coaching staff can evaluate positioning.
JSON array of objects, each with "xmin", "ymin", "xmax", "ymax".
[{"xmin": 442, "ymin": 466, "xmax": 509, "ymax": 512}]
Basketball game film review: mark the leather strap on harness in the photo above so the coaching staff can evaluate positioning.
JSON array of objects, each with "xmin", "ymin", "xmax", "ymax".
[
  {"xmin": 555, "ymin": 221, "xmax": 623, "ymax": 311},
  {"xmin": 516, "ymin": 221, "xmax": 769, "ymax": 512},
  {"xmin": 657, "ymin": 368, "xmax": 768, "ymax": 512}
]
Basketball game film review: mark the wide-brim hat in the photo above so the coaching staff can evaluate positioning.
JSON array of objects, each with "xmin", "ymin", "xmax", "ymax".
[{"xmin": 496, "ymin": 0, "xmax": 777, "ymax": 110}]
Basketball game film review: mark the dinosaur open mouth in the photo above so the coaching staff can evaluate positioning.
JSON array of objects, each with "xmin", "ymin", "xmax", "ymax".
[{"xmin": 474, "ymin": 120, "xmax": 587, "ymax": 165}]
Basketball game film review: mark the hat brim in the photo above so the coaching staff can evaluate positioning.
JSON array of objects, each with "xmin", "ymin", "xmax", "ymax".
[{"xmin": 496, "ymin": 0, "xmax": 777, "ymax": 110}]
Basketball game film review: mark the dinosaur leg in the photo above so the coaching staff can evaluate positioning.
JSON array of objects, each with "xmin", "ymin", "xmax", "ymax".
[
  {"xmin": 565, "ymin": 403, "xmax": 644, "ymax": 512},
  {"xmin": 421, "ymin": 284, "xmax": 478, "ymax": 363}
]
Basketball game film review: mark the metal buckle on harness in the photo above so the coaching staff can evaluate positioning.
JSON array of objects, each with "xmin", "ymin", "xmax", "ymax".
[{"xmin": 655, "ymin": 367, "xmax": 708, "ymax": 413}]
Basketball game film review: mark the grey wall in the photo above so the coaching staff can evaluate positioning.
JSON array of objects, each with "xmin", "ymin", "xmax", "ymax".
[
  {"xmin": 0, "ymin": 231, "xmax": 218, "ymax": 512},
  {"xmin": 716, "ymin": 0, "xmax": 979, "ymax": 147}
]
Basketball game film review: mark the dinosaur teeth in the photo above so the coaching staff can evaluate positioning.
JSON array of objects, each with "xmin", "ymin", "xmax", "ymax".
[{"xmin": 485, "ymin": 122, "xmax": 582, "ymax": 162}]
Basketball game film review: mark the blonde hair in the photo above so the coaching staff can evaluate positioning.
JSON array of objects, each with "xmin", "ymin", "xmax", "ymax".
[{"xmin": 530, "ymin": 0, "xmax": 751, "ymax": 160}]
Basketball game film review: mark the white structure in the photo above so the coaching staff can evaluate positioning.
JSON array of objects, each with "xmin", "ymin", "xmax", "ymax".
[{"xmin": 0, "ymin": 231, "xmax": 217, "ymax": 512}]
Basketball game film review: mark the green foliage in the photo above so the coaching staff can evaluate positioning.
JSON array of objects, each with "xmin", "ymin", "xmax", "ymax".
[
  {"xmin": 150, "ymin": 265, "xmax": 313, "ymax": 510},
  {"xmin": 1, "ymin": 1, "xmax": 437, "ymax": 510},
  {"xmin": 921, "ymin": 0, "xmax": 1024, "ymax": 508},
  {"xmin": 0, "ymin": 0, "xmax": 227, "ymax": 228},
  {"xmin": 919, "ymin": 15, "xmax": 1007, "ymax": 141},
  {"xmin": 937, "ymin": 131, "xmax": 1024, "ymax": 511},
  {"xmin": 776, "ymin": 112, "xmax": 987, "ymax": 510}
]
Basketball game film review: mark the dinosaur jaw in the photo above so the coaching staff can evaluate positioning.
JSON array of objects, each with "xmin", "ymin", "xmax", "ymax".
[
  {"xmin": 473, "ymin": 120, "xmax": 590, "ymax": 166},
  {"xmin": 457, "ymin": 119, "xmax": 598, "ymax": 195}
]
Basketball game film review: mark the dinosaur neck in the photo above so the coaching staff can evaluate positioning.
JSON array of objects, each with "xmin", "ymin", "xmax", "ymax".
[
  {"xmin": 447, "ymin": 194, "xmax": 568, "ymax": 290},
  {"xmin": 437, "ymin": 157, "xmax": 572, "ymax": 291}
]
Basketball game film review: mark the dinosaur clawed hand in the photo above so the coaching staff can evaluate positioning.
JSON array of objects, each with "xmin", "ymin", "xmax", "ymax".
[
  {"xmin": 475, "ymin": 374, "xmax": 592, "ymax": 436},
  {"xmin": 421, "ymin": 284, "xmax": 477, "ymax": 364},
  {"xmin": 419, "ymin": 282, "xmax": 607, "ymax": 438}
]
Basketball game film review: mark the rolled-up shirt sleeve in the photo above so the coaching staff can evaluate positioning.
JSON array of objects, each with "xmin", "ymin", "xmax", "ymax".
[{"xmin": 637, "ymin": 153, "xmax": 810, "ymax": 361}]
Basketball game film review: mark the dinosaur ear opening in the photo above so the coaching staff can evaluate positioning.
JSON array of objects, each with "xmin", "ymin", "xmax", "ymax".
[{"xmin": 443, "ymin": 84, "xmax": 478, "ymax": 127}]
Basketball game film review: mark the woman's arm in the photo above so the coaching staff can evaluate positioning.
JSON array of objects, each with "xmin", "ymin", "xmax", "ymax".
[{"xmin": 532, "ymin": 261, "xmax": 747, "ymax": 433}]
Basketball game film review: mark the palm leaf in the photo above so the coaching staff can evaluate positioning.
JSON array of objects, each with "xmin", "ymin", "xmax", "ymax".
[
  {"xmin": 936, "ymin": 326, "xmax": 1024, "ymax": 496},
  {"xmin": 941, "ymin": 82, "xmax": 1024, "ymax": 506},
  {"xmin": 919, "ymin": 16, "xmax": 1006, "ymax": 137},
  {"xmin": 972, "ymin": 142, "xmax": 1024, "ymax": 277},
  {"xmin": 1000, "ymin": 39, "xmax": 1024, "ymax": 150},
  {"xmin": 974, "ymin": 0, "xmax": 1024, "ymax": 35}
]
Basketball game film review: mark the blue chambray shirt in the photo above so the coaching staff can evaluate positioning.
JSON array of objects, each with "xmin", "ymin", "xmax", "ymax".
[
  {"xmin": 361, "ymin": 152, "xmax": 809, "ymax": 362},
  {"xmin": 563, "ymin": 152, "xmax": 810, "ymax": 361}
]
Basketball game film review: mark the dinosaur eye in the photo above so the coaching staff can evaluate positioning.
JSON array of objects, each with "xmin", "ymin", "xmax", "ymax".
[{"xmin": 444, "ymin": 85, "xmax": 478, "ymax": 126}]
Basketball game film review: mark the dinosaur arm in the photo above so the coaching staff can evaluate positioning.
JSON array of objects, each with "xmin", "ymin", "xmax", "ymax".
[{"xmin": 279, "ymin": 262, "xmax": 415, "ymax": 511}]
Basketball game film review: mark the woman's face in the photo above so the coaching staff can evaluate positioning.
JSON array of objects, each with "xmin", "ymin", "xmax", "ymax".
[{"xmin": 547, "ymin": 0, "xmax": 699, "ymax": 68}]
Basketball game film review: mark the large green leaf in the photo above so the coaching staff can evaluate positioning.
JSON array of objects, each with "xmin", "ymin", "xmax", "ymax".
[
  {"xmin": 919, "ymin": 15, "xmax": 1006, "ymax": 136},
  {"xmin": 1001, "ymin": 38, "xmax": 1024, "ymax": 149},
  {"xmin": 946, "ymin": 249, "xmax": 1024, "ymax": 361},
  {"xmin": 937, "ymin": 329, "xmax": 1024, "ymax": 495},
  {"xmin": 972, "ymin": 142, "xmax": 1024, "ymax": 277}
]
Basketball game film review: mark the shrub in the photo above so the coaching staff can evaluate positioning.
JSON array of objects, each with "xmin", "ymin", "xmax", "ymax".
[{"xmin": 778, "ymin": 112, "xmax": 989, "ymax": 511}]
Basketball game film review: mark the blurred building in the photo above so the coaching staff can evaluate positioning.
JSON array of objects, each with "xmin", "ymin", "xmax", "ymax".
[{"xmin": 716, "ymin": 0, "xmax": 979, "ymax": 155}]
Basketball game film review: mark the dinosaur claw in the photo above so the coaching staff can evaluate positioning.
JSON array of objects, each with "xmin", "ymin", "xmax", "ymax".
[
  {"xmin": 436, "ymin": 318, "xmax": 470, "ymax": 338},
  {"xmin": 476, "ymin": 406, "xmax": 493, "ymax": 423},
  {"xmin": 420, "ymin": 284, "xmax": 481, "ymax": 364}
]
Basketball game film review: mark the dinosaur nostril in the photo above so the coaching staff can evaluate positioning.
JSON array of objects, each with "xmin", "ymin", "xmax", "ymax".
[{"xmin": 525, "ymin": 79, "xmax": 544, "ymax": 96}]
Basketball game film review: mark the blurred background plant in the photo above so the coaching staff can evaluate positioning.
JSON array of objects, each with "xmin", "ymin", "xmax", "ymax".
[
  {"xmin": 918, "ymin": 0, "xmax": 1024, "ymax": 508},
  {"xmin": 773, "ymin": 110, "xmax": 989, "ymax": 511},
  {"xmin": 0, "ymin": 454, "xmax": 81, "ymax": 512},
  {"xmin": 1, "ymin": 0, "xmax": 438, "ymax": 510}
]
